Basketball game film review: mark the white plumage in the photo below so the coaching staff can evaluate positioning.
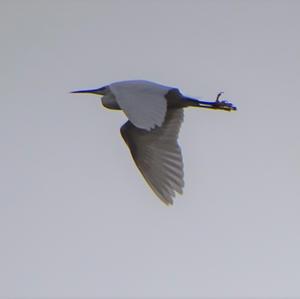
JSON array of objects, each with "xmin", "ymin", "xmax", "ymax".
[
  {"xmin": 110, "ymin": 81, "xmax": 170, "ymax": 130},
  {"xmin": 72, "ymin": 80, "xmax": 236, "ymax": 205}
]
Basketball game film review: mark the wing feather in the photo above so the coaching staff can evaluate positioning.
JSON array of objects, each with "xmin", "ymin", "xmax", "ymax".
[{"xmin": 120, "ymin": 108, "xmax": 184, "ymax": 205}]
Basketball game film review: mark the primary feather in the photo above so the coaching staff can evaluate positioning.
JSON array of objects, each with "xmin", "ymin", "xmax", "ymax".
[{"xmin": 121, "ymin": 108, "xmax": 184, "ymax": 205}]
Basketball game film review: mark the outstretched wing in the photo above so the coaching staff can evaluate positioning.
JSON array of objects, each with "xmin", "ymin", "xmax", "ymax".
[
  {"xmin": 120, "ymin": 108, "xmax": 184, "ymax": 205},
  {"xmin": 110, "ymin": 80, "xmax": 171, "ymax": 131}
]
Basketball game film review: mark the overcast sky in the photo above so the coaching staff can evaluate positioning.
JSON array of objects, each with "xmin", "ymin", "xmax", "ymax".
[{"xmin": 1, "ymin": 1, "xmax": 300, "ymax": 298}]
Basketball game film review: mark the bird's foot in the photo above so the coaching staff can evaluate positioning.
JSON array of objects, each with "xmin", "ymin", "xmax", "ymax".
[{"xmin": 212, "ymin": 92, "xmax": 237, "ymax": 111}]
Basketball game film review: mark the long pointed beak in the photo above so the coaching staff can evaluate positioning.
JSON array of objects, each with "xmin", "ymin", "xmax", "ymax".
[
  {"xmin": 70, "ymin": 86, "xmax": 106, "ymax": 95},
  {"xmin": 70, "ymin": 89, "xmax": 100, "ymax": 94}
]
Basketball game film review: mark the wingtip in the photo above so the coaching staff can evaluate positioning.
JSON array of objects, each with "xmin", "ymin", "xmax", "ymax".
[{"xmin": 162, "ymin": 199, "xmax": 174, "ymax": 206}]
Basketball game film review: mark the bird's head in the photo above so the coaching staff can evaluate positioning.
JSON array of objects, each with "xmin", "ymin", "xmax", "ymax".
[{"xmin": 71, "ymin": 86, "xmax": 108, "ymax": 95}]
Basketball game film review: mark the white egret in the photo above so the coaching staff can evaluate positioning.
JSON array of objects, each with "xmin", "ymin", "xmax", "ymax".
[{"xmin": 72, "ymin": 80, "xmax": 236, "ymax": 205}]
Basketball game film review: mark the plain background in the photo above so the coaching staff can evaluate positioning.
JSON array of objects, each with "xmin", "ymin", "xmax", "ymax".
[{"xmin": 1, "ymin": 1, "xmax": 300, "ymax": 298}]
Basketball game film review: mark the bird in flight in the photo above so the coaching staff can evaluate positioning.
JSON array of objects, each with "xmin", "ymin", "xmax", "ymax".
[{"xmin": 72, "ymin": 80, "xmax": 236, "ymax": 205}]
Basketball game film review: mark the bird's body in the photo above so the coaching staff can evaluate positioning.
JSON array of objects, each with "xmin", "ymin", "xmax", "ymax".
[{"xmin": 72, "ymin": 80, "xmax": 236, "ymax": 205}]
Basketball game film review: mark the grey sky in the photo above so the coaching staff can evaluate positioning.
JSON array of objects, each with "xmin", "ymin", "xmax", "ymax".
[{"xmin": 1, "ymin": 0, "xmax": 300, "ymax": 298}]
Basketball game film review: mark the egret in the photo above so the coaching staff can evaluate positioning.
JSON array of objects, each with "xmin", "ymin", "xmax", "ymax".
[{"xmin": 72, "ymin": 80, "xmax": 236, "ymax": 205}]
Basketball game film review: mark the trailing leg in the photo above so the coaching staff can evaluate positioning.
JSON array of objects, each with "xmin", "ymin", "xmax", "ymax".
[{"xmin": 184, "ymin": 92, "xmax": 237, "ymax": 111}]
